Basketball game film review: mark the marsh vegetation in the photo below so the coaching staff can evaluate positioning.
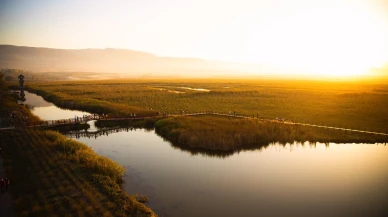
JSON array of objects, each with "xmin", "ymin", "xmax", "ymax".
[
  {"xmin": 155, "ymin": 115, "xmax": 387, "ymax": 152},
  {"xmin": 21, "ymin": 79, "xmax": 388, "ymax": 134}
]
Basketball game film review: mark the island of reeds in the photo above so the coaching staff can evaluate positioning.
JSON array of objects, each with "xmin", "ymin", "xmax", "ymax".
[{"xmin": 154, "ymin": 115, "xmax": 387, "ymax": 153}]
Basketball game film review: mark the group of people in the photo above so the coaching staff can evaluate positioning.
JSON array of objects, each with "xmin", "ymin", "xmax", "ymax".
[{"xmin": 1, "ymin": 177, "xmax": 10, "ymax": 193}]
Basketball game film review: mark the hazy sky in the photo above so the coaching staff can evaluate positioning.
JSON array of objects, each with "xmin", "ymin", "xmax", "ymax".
[{"xmin": 1, "ymin": 0, "xmax": 388, "ymax": 76}]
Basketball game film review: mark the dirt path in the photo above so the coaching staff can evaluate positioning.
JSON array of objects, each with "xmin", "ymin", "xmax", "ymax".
[{"xmin": 0, "ymin": 155, "xmax": 14, "ymax": 217}]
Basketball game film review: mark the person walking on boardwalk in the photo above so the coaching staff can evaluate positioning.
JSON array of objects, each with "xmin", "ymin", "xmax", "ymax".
[{"xmin": 4, "ymin": 177, "xmax": 9, "ymax": 192}]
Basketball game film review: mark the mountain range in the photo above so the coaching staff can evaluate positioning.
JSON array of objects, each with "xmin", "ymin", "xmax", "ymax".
[
  {"xmin": 0, "ymin": 45, "xmax": 270, "ymax": 77},
  {"xmin": 1, "ymin": 45, "xmax": 387, "ymax": 80}
]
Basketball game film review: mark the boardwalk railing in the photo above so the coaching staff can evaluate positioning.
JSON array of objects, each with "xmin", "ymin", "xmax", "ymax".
[{"xmin": 26, "ymin": 114, "xmax": 158, "ymax": 128}]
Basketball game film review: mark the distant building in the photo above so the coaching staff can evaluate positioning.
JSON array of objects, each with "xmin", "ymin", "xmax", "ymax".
[{"xmin": 18, "ymin": 74, "xmax": 25, "ymax": 101}]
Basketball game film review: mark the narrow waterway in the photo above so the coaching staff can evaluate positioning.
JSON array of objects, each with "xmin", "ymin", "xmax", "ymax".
[
  {"xmin": 25, "ymin": 91, "xmax": 388, "ymax": 217},
  {"xmin": 23, "ymin": 91, "xmax": 91, "ymax": 120}
]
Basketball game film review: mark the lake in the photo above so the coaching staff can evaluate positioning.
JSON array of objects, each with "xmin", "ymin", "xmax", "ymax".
[{"xmin": 25, "ymin": 91, "xmax": 388, "ymax": 217}]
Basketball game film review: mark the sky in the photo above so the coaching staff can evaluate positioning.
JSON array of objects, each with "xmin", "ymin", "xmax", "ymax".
[{"xmin": 1, "ymin": 0, "xmax": 388, "ymax": 77}]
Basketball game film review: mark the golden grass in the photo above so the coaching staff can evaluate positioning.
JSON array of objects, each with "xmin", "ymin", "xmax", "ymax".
[
  {"xmin": 0, "ymin": 95, "xmax": 157, "ymax": 217},
  {"xmin": 21, "ymin": 78, "xmax": 388, "ymax": 132},
  {"xmin": 155, "ymin": 115, "xmax": 387, "ymax": 152}
]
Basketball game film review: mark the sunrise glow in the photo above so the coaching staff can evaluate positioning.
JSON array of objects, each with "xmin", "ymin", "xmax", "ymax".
[{"xmin": 0, "ymin": 0, "xmax": 387, "ymax": 78}]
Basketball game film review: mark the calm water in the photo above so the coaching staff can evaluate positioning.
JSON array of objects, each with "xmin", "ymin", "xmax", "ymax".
[
  {"xmin": 26, "ymin": 91, "xmax": 388, "ymax": 217},
  {"xmin": 24, "ymin": 91, "xmax": 91, "ymax": 120}
]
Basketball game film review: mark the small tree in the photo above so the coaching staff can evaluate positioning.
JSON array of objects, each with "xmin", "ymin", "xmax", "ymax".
[
  {"xmin": 0, "ymin": 71, "xmax": 5, "ymax": 89},
  {"xmin": 4, "ymin": 75, "xmax": 14, "ymax": 81}
]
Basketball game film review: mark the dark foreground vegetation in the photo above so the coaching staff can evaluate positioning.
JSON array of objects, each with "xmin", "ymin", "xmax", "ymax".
[
  {"xmin": 0, "ymin": 94, "xmax": 156, "ymax": 216},
  {"xmin": 155, "ymin": 115, "xmax": 388, "ymax": 154}
]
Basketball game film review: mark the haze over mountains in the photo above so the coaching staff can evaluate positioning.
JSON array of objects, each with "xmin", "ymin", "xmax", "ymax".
[
  {"xmin": 1, "ymin": 45, "xmax": 387, "ymax": 80},
  {"xmin": 0, "ymin": 45, "xmax": 273, "ymax": 78}
]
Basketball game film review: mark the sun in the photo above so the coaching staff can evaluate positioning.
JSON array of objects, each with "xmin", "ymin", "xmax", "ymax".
[
  {"xmin": 197, "ymin": 2, "xmax": 388, "ymax": 79},
  {"xmin": 252, "ymin": 7, "xmax": 388, "ymax": 78}
]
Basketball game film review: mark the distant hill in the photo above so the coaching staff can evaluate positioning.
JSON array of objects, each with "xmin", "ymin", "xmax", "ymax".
[{"xmin": 0, "ymin": 45, "xmax": 268, "ymax": 77}]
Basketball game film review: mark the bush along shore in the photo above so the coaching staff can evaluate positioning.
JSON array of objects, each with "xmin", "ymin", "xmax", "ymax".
[
  {"xmin": 0, "ymin": 94, "xmax": 156, "ymax": 217},
  {"xmin": 94, "ymin": 117, "xmax": 160, "ymax": 130},
  {"xmin": 155, "ymin": 115, "xmax": 388, "ymax": 153},
  {"xmin": 42, "ymin": 122, "xmax": 90, "ymax": 133}
]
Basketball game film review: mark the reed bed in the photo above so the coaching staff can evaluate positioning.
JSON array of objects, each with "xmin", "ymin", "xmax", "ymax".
[
  {"xmin": 22, "ymin": 79, "xmax": 388, "ymax": 133},
  {"xmin": 155, "ymin": 115, "xmax": 388, "ymax": 151},
  {"xmin": 44, "ymin": 131, "xmax": 125, "ymax": 182}
]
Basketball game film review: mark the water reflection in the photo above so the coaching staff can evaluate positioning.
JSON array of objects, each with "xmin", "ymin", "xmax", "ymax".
[
  {"xmin": 24, "ymin": 91, "xmax": 91, "ymax": 120},
  {"xmin": 66, "ymin": 126, "xmax": 153, "ymax": 139},
  {"xmin": 19, "ymin": 90, "xmax": 26, "ymax": 102},
  {"xmin": 66, "ymin": 123, "xmax": 386, "ymax": 159},
  {"xmin": 64, "ymin": 124, "xmax": 296, "ymax": 158},
  {"xmin": 163, "ymin": 138, "xmax": 332, "ymax": 158},
  {"xmin": 73, "ymin": 130, "xmax": 388, "ymax": 217}
]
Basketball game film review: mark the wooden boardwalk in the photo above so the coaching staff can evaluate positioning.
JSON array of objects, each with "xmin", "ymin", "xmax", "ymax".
[
  {"xmin": 2, "ymin": 111, "xmax": 387, "ymax": 137},
  {"xmin": 25, "ymin": 114, "xmax": 157, "ymax": 128}
]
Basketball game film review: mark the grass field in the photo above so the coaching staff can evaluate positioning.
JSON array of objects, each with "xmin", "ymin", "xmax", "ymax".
[
  {"xmin": 22, "ymin": 78, "xmax": 388, "ymax": 132},
  {"xmin": 0, "ymin": 94, "xmax": 156, "ymax": 217}
]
